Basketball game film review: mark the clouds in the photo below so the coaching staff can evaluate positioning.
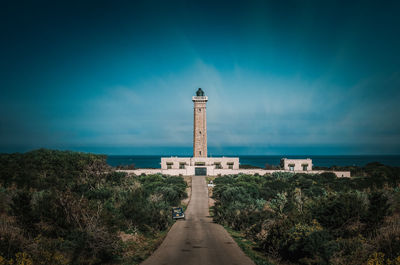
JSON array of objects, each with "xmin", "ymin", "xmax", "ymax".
[
  {"xmin": 2, "ymin": 56, "xmax": 399, "ymax": 154},
  {"xmin": 1, "ymin": 1, "xmax": 400, "ymax": 154}
]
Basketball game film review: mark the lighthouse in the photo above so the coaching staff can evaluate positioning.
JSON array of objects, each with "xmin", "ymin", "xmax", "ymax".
[
  {"xmin": 192, "ymin": 88, "xmax": 208, "ymax": 157},
  {"xmin": 160, "ymin": 88, "xmax": 239, "ymax": 176}
]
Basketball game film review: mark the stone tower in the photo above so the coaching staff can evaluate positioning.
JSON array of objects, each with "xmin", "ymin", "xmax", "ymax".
[{"xmin": 192, "ymin": 88, "xmax": 208, "ymax": 157}]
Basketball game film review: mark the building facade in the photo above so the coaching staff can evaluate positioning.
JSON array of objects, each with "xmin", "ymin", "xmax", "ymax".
[
  {"xmin": 281, "ymin": 158, "xmax": 313, "ymax": 171},
  {"xmin": 160, "ymin": 157, "xmax": 239, "ymax": 176}
]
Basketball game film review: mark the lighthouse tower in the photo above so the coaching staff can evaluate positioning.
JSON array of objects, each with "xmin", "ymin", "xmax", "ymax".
[{"xmin": 192, "ymin": 88, "xmax": 208, "ymax": 157}]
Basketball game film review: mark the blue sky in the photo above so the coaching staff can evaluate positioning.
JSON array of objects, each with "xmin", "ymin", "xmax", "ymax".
[{"xmin": 1, "ymin": 0, "xmax": 400, "ymax": 155}]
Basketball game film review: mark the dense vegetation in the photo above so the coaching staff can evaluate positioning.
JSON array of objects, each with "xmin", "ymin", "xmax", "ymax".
[
  {"xmin": 212, "ymin": 163, "xmax": 400, "ymax": 265},
  {"xmin": 0, "ymin": 149, "xmax": 187, "ymax": 264}
]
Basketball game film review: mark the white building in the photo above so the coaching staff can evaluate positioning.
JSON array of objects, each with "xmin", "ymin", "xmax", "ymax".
[
  {"xmin": 281, "ymin": 158, "xmax": 313, "ymax": 171},
  {"xmin": 160, "ymin": 157, "xmax": 239, "ymax": 176}
]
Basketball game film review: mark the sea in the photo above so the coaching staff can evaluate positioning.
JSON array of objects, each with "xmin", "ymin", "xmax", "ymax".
[{"xmin": 106, "ymin": 155, "xmax": 400, "ymax": 168}]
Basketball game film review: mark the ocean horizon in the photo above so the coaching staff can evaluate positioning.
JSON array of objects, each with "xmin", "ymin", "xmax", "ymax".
[{"xmin": 107, "ymin": 155, "xmax": 400, "ymax": 168}]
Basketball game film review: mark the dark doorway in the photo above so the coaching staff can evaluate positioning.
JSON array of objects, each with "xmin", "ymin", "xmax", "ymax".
[{"xmin": 195, "ymin": 167, "xmax": 207, "ymax": 176}]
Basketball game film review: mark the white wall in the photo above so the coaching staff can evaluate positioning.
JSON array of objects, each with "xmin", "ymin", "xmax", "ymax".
[
  {"xmin": 281, "ymin": 158, "xmax": 313, "ymax": 171},
  {"xmin": 118, "ymin": 168, "xmax": 350, "ymax": 178}
]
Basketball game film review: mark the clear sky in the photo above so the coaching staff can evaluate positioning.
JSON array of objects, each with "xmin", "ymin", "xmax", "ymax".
[{"xmin": 1, "ymin": 0, "xmax": 400, "ymax": 155}]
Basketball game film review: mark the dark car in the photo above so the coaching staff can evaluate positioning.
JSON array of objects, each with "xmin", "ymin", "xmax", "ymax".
[{"xmin": 171, "ymin": 207, "xmax": 185, "ymax": 220}]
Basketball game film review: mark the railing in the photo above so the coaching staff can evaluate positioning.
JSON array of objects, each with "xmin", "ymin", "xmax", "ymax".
[{"xmin": 192, "ymin": 96, "xmax": 208, "ymax": 101}]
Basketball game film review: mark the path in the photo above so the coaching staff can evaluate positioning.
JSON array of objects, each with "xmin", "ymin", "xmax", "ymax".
[{"xmin": 141, "ymin": 175, "xmax": 255, "ymax": 265}]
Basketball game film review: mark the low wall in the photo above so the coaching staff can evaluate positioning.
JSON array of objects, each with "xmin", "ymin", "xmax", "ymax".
[
  {"xmin": 214, "ymin": 169, "xmax": 269, "ymax": 175},
  {"xmin": 118, "ymin": 168, "xmax": 351, "ymax": 178},
  {"xmin": 314, "ymin": 171, "xmax": 351, "ymax": 178},
  {"xmin": 117, "ymin": 169, "xmax": 162, "ymax": 175},
  {"xmin": 214, "ymin": 169, "xmax": 350, "ymax": 178}
]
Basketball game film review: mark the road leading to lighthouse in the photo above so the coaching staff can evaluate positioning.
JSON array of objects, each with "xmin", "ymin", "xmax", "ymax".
[{"xmin": 141, "ymin": 175, "xmax": 255, "ymax": 265}]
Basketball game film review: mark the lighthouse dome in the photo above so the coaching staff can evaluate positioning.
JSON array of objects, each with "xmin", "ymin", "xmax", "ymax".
[{"xmin": 196, "ymin": 88, "xmax": 205, "ymax": 96}]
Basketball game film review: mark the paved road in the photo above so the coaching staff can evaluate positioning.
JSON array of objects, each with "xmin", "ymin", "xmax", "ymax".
[{"xmin": 141, "ymin": 175, "xmax": 255, "ymax": 265}]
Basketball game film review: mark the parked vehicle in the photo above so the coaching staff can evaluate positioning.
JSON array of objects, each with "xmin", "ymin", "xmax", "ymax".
[{"xmin": 171, "ymin": 207, "xmax": 185, "ymax": 220}]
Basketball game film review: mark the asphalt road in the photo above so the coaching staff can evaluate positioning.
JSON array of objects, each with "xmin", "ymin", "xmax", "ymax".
[{"xmin": 141, "ymin": 175, "xmax": 255, "ymax": 265}]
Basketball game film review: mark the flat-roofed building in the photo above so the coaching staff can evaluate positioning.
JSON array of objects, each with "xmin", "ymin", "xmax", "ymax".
[
  {"xmin": 280, "ymin": 158, "xmax": 313, "ymax": 172},
  {"xmin": 161, "ymin": 157, "xmax": 239, "ymax": 176}
]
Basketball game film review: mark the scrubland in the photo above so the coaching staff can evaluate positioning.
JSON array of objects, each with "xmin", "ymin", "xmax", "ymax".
[
  {"xmin": 212, "ymin": 164, "xmax": 400, "ymax": 265},
  {"xmin": 0, "ymin": 149, "xmax": 187, "ymax": 264}
]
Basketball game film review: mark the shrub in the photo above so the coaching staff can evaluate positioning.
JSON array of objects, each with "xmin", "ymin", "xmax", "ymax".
[
  {"xmin": 212, "ymin": 169, "xmax": 400, "ymax": 264},
  {"xmin": 364, "ymin": 191, "xmax": 390, "ymax": 233},
  {"xmin": 311, "ymin": 192, "xmax": 367, "ymax": 235},
  {"xmin": 10, "ymin": 191, "xmax": 38, "ymax": 236},
  {"xmin": 0, "ymin": 150, "xmax": 188, "ymax": 264}
]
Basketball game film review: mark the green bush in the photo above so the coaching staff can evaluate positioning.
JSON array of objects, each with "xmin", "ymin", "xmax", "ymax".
[
  {"xmin": 311, "ymin": 192, "xmax": 367, "ymax": 234},
  {"xmin": 212, "ymin": 165, "xmax": 400, "ymax": 264},
  {"xmin": 10, "ymin": 190, "xmax": 38, "ymax": 235},
  {"xmin": 364, "ymin": 191, "xmax": 390, "ymax": 232},
  {"xmin": 0, "ymin": 149, "xmax": 187, "ymax": 264}
]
